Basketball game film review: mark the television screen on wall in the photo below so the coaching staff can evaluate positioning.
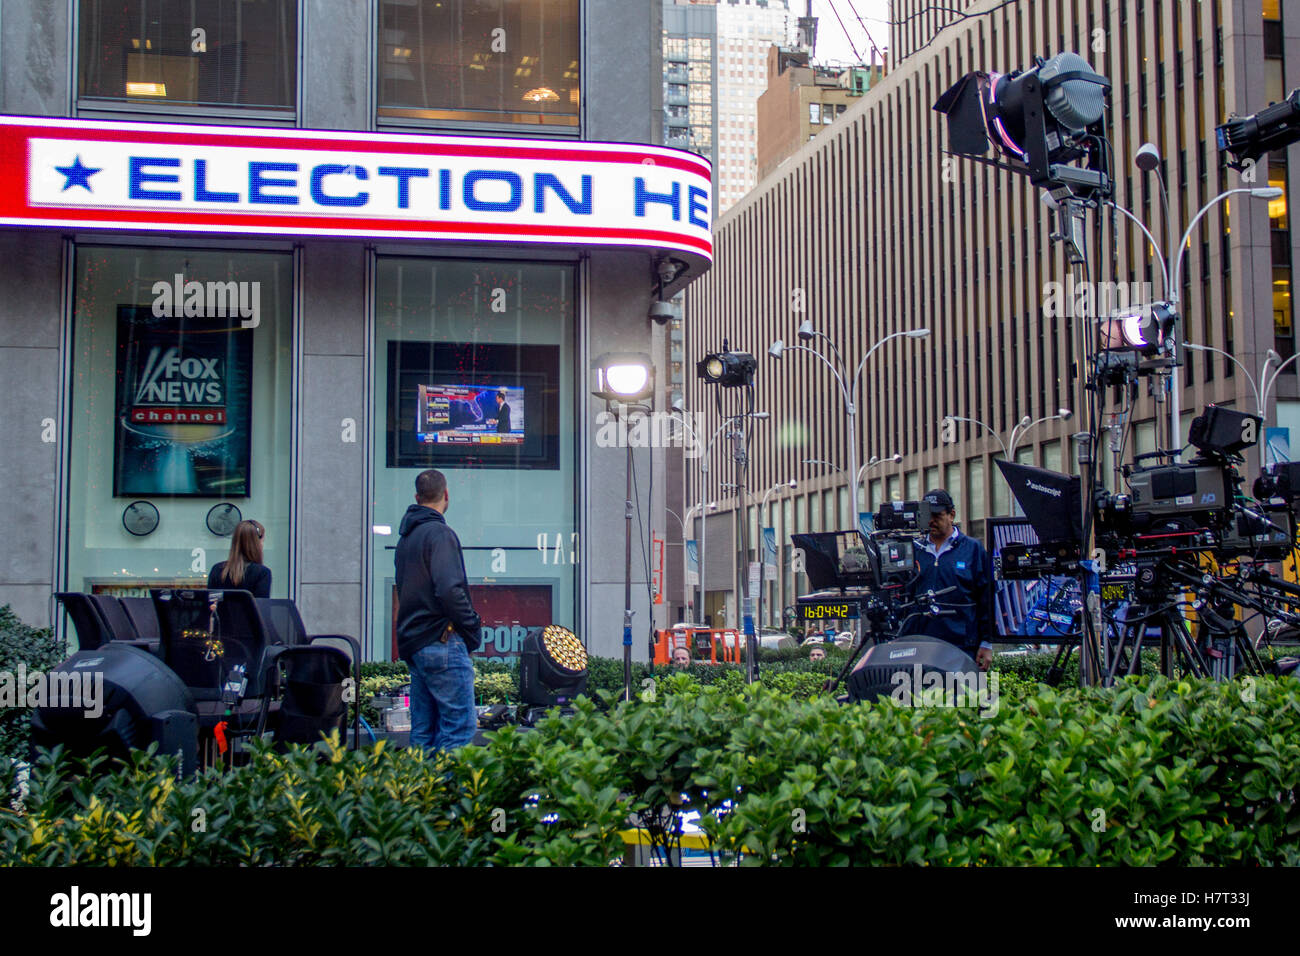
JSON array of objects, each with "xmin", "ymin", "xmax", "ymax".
[
  {"xmin": 387, "ymin": 341, "xmax": 559, "ymax": 469},
  {"xmin": 113, "ymin": 305, "xmax": 254, "ymax": 497},
  {"xmin": 416, "ymin": 383, "xmax": 526, "ymax": 446}
]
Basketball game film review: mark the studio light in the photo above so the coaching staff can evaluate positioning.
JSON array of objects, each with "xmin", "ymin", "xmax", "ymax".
[
  {"xmin": 934, "ymin": 51, "xmax": 1111, "ymax": 192},
  {"xmin": 1217, "ymin": 87, "xmax": 1300, "ymax": 170},
  {"xmin": 697, "ymin": 350, "xmax": 758, "ymax": 386},
  {"xmin": 1098, "ymin": 302, "xmax": 1176, "ymax": 356},
  {"xmin": 30, "ymin": 644, "xmax": 198, "ymax": 774},
  {"xmin": 845, "ymin": 635, "xmax": 979, "ymax": 704},
  {"xmin": 519, "ymin": 625, "xmax": 589, "ymax": 707},
  {"xmin": 592, "ymin": 352, "xmax": 655, "ymax": 402}
]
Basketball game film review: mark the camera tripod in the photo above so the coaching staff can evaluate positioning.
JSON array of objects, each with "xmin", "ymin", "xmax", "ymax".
[{"xmin": 1101, "ymin": 561, "xmax": 1265, "ymax": 685}]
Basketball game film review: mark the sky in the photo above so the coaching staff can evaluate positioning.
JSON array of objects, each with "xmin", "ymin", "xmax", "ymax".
[{"xmin": 809, "ymin": 0, "xmax": 891, "ymax": 67}]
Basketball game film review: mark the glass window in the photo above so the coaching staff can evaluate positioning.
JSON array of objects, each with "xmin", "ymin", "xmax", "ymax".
[
  {"xmin": 968, "ymin": 458, "xmax": 985, "ymax": 521},
  {"xmin": 990, "ymin": 454, "xmax": 1009, "ymax": 515},
  {"xmin": 905, "ymin": 471, "xmax": 920, "ymax": 500},
  {"xmin": 1042, "ymin": 440, "xmax": 1062, "ymax": 474},
  {"xmin": 924, "ymin": 465, "xmax": 939, "ymax": 492},
  {"xmin": 1135, "ymin": 421, "xmax": 1157, "ymax": 457},
  {"xmin": 943, "ymin": 463, "xmax": 962, "ymax": 516},
  {"xmin": 371, "ymin": 257, "xmax": 575, "ymax": 661},
  {"xmin": 810, "ymin": 494, "xmax": 821, "ymax": 533},
  {"xmin": 378, "ymin": 0, "xmax": 580, "ymax": 128},
  {"xmin": 809, "ymin": 103, "xmax": 821, "ymax": 124},
  {"xmin": 66, "ymin": 246, "xmax": 293, "ymax": 608},
  {"xmin": 78, "ymin": 0, "xmax": 297, "ymax": 112},
  {"xmin": 869, "ymin": 478, "xmax": 882, "ymax": 510}
]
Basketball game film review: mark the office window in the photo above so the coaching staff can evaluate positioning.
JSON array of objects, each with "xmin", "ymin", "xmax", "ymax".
[
  {"xmin": 378, "ymin": 0, "xmax": 580, "ymax": 128},
  {"xmin": 371, "ymin": 257, "xmax": 576, "ymax": 661},
  {"xmin": 78, "ymin": 0, "xmax": 297, "ymax": 112},
  {"xmin": 66, "ymin": 246, "xmax": 293, "ymax": 606}
]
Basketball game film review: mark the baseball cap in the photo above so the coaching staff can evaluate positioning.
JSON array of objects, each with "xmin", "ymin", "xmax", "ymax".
[{"xmin": 923, "ymin": 488, "xmax": 955, "ymax": 511}]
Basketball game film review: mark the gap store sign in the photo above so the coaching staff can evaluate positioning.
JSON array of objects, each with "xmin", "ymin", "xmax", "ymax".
[{"xmin": 0, "ymin": 116, "xmax": 712, "ymax": 265}]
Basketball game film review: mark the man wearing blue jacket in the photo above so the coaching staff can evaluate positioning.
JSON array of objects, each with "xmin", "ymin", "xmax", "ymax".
[
  {"xmin": 910, "ymin": 489, "xmax": 994, "ymax": 670},
  {"xmin": 395, "ymin": 469, "xmax": 483, "ymax": 752}
]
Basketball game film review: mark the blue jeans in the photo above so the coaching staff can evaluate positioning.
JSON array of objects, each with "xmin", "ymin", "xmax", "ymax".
[{"xmin": 407, "ymin": 635, "xmax": 477, "ymax": 753}]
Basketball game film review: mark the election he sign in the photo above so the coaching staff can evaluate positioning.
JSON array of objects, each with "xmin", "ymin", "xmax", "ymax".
[{"xmin": 0, "ymin": 116, "xmax": 712, "ymax": 267}]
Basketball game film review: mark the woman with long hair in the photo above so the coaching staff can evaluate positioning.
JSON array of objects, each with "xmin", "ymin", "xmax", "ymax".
[{"xmin": 208, "ymin": 519, "xmax": 271, "ymax": 598}]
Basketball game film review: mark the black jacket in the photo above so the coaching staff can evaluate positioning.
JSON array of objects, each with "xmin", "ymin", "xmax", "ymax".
[
  {"xmin": 394, "ymin": 504, "xmax": 482, "ymax": 660},
  {"xmin": 495, "ymin": 402, "xmax": 511, "ymax": 433},
  {"xmin": 208, "ymin": 561, "xmax": 272, "ymax": 599}
]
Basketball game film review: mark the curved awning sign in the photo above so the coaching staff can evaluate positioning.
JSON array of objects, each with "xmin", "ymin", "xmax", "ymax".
[{"xmin": 0, "ymin": 116, "xmax": 712, "ymax": 272}]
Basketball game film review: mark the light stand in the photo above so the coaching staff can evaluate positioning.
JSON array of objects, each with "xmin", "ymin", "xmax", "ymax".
[
  {"xmin": 697, "ymin": 346, "xmax": 767, "ymax": 682},
  {"xmin": 593, "ymin": 353, "xmax": 655, "ymax": 703}
]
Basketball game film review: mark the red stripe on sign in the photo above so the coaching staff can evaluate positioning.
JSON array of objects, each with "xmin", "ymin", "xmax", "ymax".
[
  {"xmin": 0, "ymin": 204, "xmax": 714, "ymax": 255},
  {"xmin": 0, "ymin": 119, "xmax": 712, "ymax": 177}
]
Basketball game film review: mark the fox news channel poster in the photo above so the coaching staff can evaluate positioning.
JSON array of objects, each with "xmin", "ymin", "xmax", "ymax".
[
  {"xmin": 417, "ymin": 383, "xmax": 525, "ymax": 446},
  {"xmin": 113, "ymin": 306, "xmax": 253, "ymax": 497}
]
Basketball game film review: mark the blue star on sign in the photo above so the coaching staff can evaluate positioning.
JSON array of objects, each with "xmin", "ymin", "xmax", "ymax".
[{"xmin": 55, "ymin": 155, "xmax": 102, "ymax": 192}]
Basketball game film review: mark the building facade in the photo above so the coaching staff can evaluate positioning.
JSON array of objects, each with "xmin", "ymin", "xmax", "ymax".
[
  {"xmin": 0, "ymin": 0, "xmax": 713, "ymax": 663},
  {"xmin": 682, "ymin": 0, "xmax": 1298, "ymax": 628},
  {"xmin": 756, "ymin": 44, "xmax": 882, "ymax": 180}
]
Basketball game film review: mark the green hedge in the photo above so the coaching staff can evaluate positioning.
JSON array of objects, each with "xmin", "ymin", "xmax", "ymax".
[
  {"xmin": 0, "ymin": 608, "xmax": 64, "ymax": 762},
  {"xmin": 4, "ymin": 675, "xmax": 1299, "ymax": 865}
]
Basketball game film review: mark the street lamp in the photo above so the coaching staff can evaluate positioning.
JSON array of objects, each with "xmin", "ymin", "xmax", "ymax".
[
  {"xmin": 668, "ymin": 406, "xmax": 769, "ymax": 630},
  {"xmin": 1009, "ymin": 408, "xmax": 1073, "ymax": 458},
  {"xmin": 1181, "ymin": 342, "xmax": 1300, "ymax": 422},
  {"xmin": 942, "ymin": 414, "xmax": 1009, "ymax": 456},
  {"xmin": 666, "ymin": 501, "xmax": 717, "ymax": 622},
  {"xmin": 756, "ymin": 479, "xmax": 796, "ymax": 629},
  {"xmin": 803, "ymin": 453, "xmax": 901, "ymax": 515},
  {"xmin": 592, "ymin": 352, "xmax": 655, "ymax": 703},
  {"xmin": 770, "ymin": 326, "xmax": 929, "ymax": 524},
  {"xmin": 1120, "ymin": 186, "xmax": 1283, "ymax": 455}
]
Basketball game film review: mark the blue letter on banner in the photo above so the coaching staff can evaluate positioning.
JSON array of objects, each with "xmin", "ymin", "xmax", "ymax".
[
  {"xmin": 634, "ymin": 178, "xmax": 681, "ymax": 220},
  {"xmin": 534, "ymin": 174, "xmax": 593, "ymax": 215},
  {"xmin": 463, "ymin": 171, "xmax": 523, "ymax": 212},
  {"xmin": 129, "ymin": 157, "xmax": 181, "ymax": 201},
  {"xmin": 249, "ymin": 162, "xmax": 299, "ymax": 205},
  {"xmin": 310, "ymin": 164, "xmax": 370, "ymax": 207}
]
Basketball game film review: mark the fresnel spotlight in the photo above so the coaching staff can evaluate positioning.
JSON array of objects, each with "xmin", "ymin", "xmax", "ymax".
[
  {"xmin": 934, "ymin": 51, "xmax": 1111, "ymax": 198},
  {"xmin": 697, "ymin": 350, "xmax": 757, "ymax": 387},
  {"xmin": 1098, "ymin": 301, "xmax": 1177, "ymax": 357}
]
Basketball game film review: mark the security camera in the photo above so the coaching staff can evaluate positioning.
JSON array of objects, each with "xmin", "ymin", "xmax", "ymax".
[{"xmin": 648, "ymin": 299, "xmax": 675, "ymax": 325}]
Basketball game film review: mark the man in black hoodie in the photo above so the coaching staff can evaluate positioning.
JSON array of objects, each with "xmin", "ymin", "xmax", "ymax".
[{"xmin": 395, "ymin": 469, "xmax": 483, "ymax": 752}]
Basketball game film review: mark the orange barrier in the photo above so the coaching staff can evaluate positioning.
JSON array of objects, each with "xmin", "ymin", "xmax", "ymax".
[{"xmin": 653, "ymin": 626, "xmax": 745, "ymax": 665}]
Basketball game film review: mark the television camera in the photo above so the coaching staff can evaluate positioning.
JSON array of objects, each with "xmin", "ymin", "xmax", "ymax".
[{"xmin": 995, "ymin": 405, "xmax": 1300, "ymax": 683}]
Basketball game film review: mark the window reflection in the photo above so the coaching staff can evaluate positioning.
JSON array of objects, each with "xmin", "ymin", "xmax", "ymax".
[
  {"xmin": 78, "ymin": 0, "xmax": 297, "ymax": 111},
  {"xmin": 378, "ymin": 0, "xmax": 580, "ymax": 127}
]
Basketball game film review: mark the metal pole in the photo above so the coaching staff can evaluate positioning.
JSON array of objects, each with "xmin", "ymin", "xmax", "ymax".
[
  {"xmin": 846, "ymin": 403, "xmax": 859, "ymax": 541},
  {"xmin": 623, "ymin": 437, "xmax": 634, "ymax": 702},
  {"xmin": 699, "ymin": 475, "xmax": 707, "ymax": 627}
]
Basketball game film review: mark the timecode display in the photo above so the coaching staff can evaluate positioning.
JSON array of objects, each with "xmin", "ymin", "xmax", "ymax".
[{"xmin": 799, "ymin": 603, "xmax": 859, "ymax": 620}]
